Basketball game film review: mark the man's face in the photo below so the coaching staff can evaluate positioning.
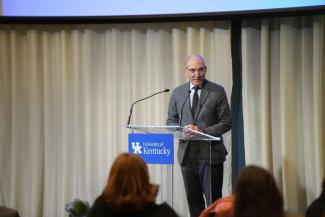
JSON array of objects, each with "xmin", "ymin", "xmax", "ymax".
[{"xmin": 185, "ymin": 57, "xmax": 206, "ymax": 87}]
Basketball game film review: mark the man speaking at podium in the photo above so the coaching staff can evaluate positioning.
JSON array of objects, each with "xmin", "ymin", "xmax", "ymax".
[{"xmin": 166, "ymin": 54, "xmax": 232, "ymax": 217}]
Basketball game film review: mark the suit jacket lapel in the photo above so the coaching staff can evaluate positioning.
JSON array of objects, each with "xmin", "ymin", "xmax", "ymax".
[{"xmin": 182, "ymin": 84, "xmax": 194, "ymax": 123}]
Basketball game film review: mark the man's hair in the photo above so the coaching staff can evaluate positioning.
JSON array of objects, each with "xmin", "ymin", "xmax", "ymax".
[
  {"xmin": 185, "ymin": 54, "xmax": 206, "ymax": 67},
  {"xmin": 102, "ymin": 153, "xmax": 158, "ymax": 213},
  {"xmin": 234, "ymin": 165, "xmax": 284, "ymax": 217}
]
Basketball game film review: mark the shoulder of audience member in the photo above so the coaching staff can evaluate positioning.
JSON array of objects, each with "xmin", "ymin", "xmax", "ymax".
[
  {"xmin": 306, "ymin": 198, "xmax": 325, "ymax": 217},
  {"xmin": 0, "ymin": 206, "xmax": 20, "ymax": 217},
  {"xmin": 153, "ymin": 202, "xmax": 179, "ymax": 217}
]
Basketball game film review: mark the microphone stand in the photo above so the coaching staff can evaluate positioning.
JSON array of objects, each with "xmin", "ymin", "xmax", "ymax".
[
  {"xmin": 178, "ymin": 90, "xmax": 191, "ymax": 126},
  {"xmin": 126, "ymin": 89, "xmax": 169, "ymax": 125}
]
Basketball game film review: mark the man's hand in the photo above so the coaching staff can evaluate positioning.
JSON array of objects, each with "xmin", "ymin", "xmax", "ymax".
[
  {"xmin": 183, "ymin": 124, "xmax": 203, "ymax": 139},
  {"xmin": 184, "ymin": 124, "xmax": 202, "ymax": 133}
]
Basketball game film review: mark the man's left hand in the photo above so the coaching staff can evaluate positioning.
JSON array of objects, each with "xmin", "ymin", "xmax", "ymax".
[{"xmin": 184, "ymin": 124, "xmax": 203, "ymax": 133}]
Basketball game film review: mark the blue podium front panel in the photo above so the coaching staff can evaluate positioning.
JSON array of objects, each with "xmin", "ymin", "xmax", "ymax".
[{"xmin": 128, "ymin": 133, "xmax": 174, "ymax": 164}]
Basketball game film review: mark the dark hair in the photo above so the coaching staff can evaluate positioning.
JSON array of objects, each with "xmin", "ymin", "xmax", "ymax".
[
  {"xmin": 234, "ymin": 165, "xmax": 284, "ymax": 217},
  {"xmin": 102, "ymin": 153, "xmax": 158, "ymax": 213}
]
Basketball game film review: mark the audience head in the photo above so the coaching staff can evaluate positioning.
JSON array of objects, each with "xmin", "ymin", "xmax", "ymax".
[
  {"xmin": 214, "ymin": 195, "xmax": 234, "ymax": 217},
  {"xmin": 234, "ymin": 165, "xmax": 284, "ymax": 217},
  {"xmin": 102, "ymin": 153, "xmax": 158, "ymax": 213},
  {"xmin": 199, "ymin": 195, "xmax": 234, "ymax": 217}
]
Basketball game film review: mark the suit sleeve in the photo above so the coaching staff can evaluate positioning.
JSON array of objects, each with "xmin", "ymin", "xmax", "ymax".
[
  {"xmin": 166, "ymin": 90, "xmax": 179, "ymax": 126},
  {"xmin": 202, "ymin": 87, "xmax": 232, "ymax": 136}
]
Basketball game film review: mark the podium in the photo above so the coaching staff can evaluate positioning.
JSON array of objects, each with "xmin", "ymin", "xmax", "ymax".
[
  {"xmin": 125, "ymin": 125, "xmax": 221, "ymax": 209},
  {"xmin": 125, "ymin": 125, "xmax": 220, "ymax": 141}
]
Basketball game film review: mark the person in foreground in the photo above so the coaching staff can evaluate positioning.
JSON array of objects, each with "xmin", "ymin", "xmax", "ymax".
[
  {"xmin": 166, "ymin": 54, "xmax": 232, "ymax": 217},
  {"xmin": 200, "ymin": 165, "xmax": 306, "ymax": 217},
  {"xmin": 234, "ymin": 165, "xmax": 285, "ymax": 217},
  {"xmin": 199, "ymin": 195, "xmax": 234, "ymax": 217},
  {"xmin": 0, "ymin": 206, "xmax": 20, "ymax": 217},
  {"xmin": 87, "ymin": 153, "xmax": 178, "ymax": 217},
  {"xmin": 306, "ymin": 177, "xmax": 325, "ymax": 217}
]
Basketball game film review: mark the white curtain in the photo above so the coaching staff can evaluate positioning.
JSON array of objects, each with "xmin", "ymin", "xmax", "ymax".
[
  {"xmin": 242, "ymin": 15, "xmax": 325, "ymax": 213},
  {"xmin": 0, "ymin": 21, "xmax": 233, "ymax": 217}
]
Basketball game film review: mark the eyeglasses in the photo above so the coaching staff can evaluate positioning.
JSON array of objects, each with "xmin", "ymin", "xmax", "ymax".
[{"xmin": 186, "ymin": 67, "xmax": 206, "ymax": 74}]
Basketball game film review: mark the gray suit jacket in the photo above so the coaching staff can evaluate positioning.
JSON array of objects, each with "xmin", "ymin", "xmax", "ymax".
[{"xmin": 166, "ymin": 80, "xmax": 232, "ymax": 164}]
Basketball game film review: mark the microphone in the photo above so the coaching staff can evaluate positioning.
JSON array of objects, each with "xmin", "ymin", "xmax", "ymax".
[
  {"xmin": 127, "ymin": 89, "xmax": 170, "ymax": 125},
  {"xmin": 178, "ymin": 90, "xmax": 191, "ymax": 126}
]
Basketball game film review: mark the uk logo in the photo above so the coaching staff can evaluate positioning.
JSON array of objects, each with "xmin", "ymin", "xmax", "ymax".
[
  {"xmin": 131, "ymin": 142, "xmax": 142, "ymax": 154},
  {"xmin": 128, "ymin": 134, "xmax": 174, "ymax": 164}
]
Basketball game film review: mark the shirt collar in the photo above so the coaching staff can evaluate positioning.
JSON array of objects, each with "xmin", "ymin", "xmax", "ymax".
[{"xmin": 189, "ymin": 82, "xmax": 202, "ymax": 90}]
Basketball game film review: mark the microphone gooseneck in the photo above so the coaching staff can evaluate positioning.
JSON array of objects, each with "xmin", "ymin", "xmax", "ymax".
[
  {"xmin": 178, "ymin": 90, "xmax": 191, "ymax": 126},
  {"xmin": 126, "ymin": 89, "xmax": 170, "ymax": 125}
]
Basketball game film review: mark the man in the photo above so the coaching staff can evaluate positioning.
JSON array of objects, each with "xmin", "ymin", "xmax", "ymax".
[{"xmin": 166, "ymin": 54, "xmax": 232, "ymax": 217}]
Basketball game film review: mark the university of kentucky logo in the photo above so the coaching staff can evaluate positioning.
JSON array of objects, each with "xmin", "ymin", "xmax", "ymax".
[
  {"xmin": 128, "ymin": 134, "xmax": 174, "ymax": 164},
  {"xmin": 131, "ymin": 142, "xmax": 142, "ymax": 154}
]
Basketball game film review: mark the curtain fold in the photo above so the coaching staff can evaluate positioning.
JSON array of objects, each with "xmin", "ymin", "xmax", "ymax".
[
  {"xmin": 242, "ymin": 15, "xmax": 325, "ymax": 212},
  {"xmin": 0, "ymin": 21, "xmax": 233, "ymax": 217}
]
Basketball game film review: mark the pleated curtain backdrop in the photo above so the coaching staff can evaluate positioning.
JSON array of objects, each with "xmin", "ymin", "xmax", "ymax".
[
  {"xmin": 242, "ymin": 15, "xmax": 325, "ymax": 212},
  {"xmin": 0, "ymin": 21, "xmax": 233, "ymax": 217}
]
